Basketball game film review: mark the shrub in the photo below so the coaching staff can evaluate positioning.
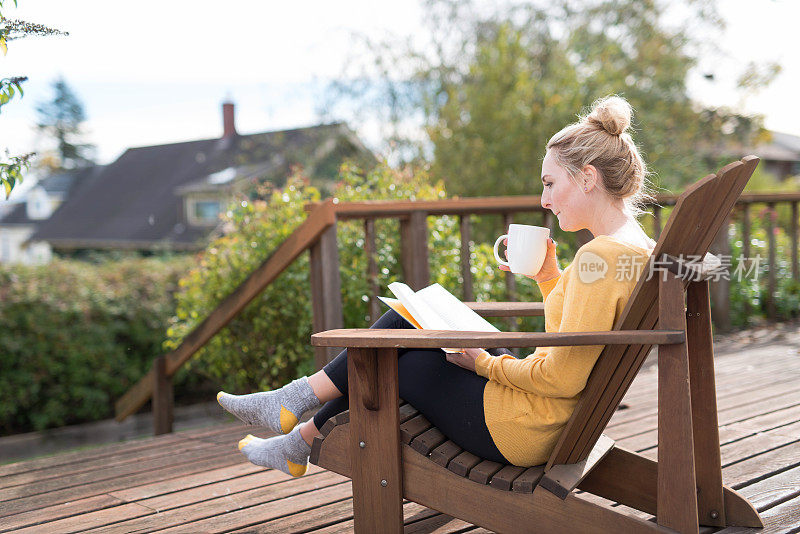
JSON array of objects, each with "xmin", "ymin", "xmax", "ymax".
[
  {"xmin": 0, "ymin": 256, "xmax": 193, "ymax": 434},
  {"xmin": 729, "ymin": 207, "xmax": 800, "ymax": 327}
]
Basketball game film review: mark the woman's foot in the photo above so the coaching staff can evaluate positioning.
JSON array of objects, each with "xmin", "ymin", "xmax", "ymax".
[
  {"xmin": 238, "ymin": 425, "xmax": 311, "ymax": 477},
  {"xmin": 217, "ymin": 377, "xmax": 320, "ymax": 434}
]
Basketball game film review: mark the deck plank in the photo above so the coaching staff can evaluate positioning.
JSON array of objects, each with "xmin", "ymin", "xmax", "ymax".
[
  {"xmin": 0, "ymin": 463, "xmax": 262, "ymax": 531},
  {"xmin": 0, "ymin": 450, "xmax": 243, "ymax": 517},
  {"xmin": 735, "ymin": 464, "xmax": 800, "ymax": 511},
  {"xmin": 79, "ymin": 472, "xmax": 350, "ymax": 533},
  {"xmin": 0, "ymin": 442, "xmax": 237, "ymax": 502},
  {"xmin": 0, "ymin": 438, "xmax": 224, "ymax": 490},
  {"xmin": 143, "ymin": 480, "xmax": 354, "ymax": 533},
  {"xmin": 717, "ymin": 494, "xmax": 800, "ymax": 534}
]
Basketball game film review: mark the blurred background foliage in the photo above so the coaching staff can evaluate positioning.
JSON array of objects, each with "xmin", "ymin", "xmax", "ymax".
[
  {"xmin": 0, "ymin": 256, "xmax": 202, "ymax": 434},
  {"xmin": 322, "ymin": 0, "xmax": 779, "ymax": 197}
]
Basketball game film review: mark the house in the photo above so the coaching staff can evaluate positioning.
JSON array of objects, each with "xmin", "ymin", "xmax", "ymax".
[
  {"xmin": 0, "ymin": 167, "xmax": 103, "ymax": 264},
  {"xmin": 12, "ymin": 102, "xmax": 375, "ymax": 259},
  {"xmin": 714, "ymin": 130, "xmax": 800, "ymax": 181},
  {"xmin": 755, "ymin": 131, "xmax": 800, "ymax": 180}
]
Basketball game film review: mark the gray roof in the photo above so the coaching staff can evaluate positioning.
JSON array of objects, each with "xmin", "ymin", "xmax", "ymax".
[
  {"xmin": 747, "ymin": 130, "xmax": 800, "ymax": 162},
  {"xmin": 40, "ymin": 169, "xmax": 89, "ymax": 194},
  {"xmin": 29, "ymin": 123, "xmax": 374, "ymax": 250},
  {"xmin": 709, "ymin": 129, "xmax": 800, "ymax": 164},
  {"xmin": 0, "ymin": 203, "xmax": 33, "ymax": 226},
  {"xmin": 0, "ymin": 203, "xmax": 29, "ymax": 225},
  {"xmin": 0, "ymin": 166, "xmax": 102, "ymax": 226},
  {"xmin": 173, "ymin": 160, "xmax": 281, "ymax": 195},
  {"xmin": 770, "ymin": 131, "xmax": 800, "ymax": 154}
]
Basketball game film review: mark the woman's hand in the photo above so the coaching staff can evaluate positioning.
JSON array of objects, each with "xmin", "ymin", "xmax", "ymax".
[
  {"xmin": 498, "ymin": 237, "xmax": 560, "ymax": 283},
  {"xmin": 445, "ymin": 347, "xmax": 484, "ymax": 373}
]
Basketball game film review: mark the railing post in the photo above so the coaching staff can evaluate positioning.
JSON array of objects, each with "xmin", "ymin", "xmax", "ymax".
[
  {"xmin": 153, "ymin": 355, "xmax": 173, "ymax": 436},
  {"xmin": 791, "ymin": 201, "xmax": 798, "ymax": 282},
  {"xmin": 766, "ymin": 203, "xmax": 777, "ymax": 320},
  {"xmin": 709, "ymin": 216, "xmax": 731, "ymax": 333},
  {"xmin": 502, "ymin": 213, "xmax": 518, "ymax": 333},
  {"xmin": 400, "ymin": 211, "xmax": 429, "ymax": 290},
  {"xmin": 310, "ymin": 221, "xmax": 344, "ymax": 370},
  {"xmin": 740, "ymin": 204, "xmax": 751, "ymax": 321},
  {"xmin": 544, "ymin": 211, "xmax": 555, "ymax": 236},
  {"xmin": 364, "ymin": 219, "xmax": 381, "ymax": 322},
  {"xmin": 576, "ymin": 229, "xmax": 594, "ymax": 247},
  {"xmin": 653, "ymin": 206, "xmax": 662, "ymax": 240},
  {"xmin": 459, "ymin": 215, "xmax": 474, "ymax": 302}
]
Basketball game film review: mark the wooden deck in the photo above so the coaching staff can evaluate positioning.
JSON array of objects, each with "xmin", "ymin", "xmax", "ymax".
[{"xmin": 1, "ymin": 326, "xmax": 799, "ymax": 533}]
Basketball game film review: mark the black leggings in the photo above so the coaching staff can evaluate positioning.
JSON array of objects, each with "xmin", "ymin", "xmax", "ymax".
[{"xmin": 313, "ymin": 309, "xmax": 510, "ymax": 464}]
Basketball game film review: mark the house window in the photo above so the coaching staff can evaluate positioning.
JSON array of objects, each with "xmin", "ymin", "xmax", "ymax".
[{"xmin": 192, "ymin": 200, "xmax": 221, "ymax": 223}]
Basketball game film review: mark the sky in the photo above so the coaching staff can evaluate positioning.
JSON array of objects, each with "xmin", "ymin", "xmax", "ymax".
[{"xmin": 1, "ymin": 0, "xmax": 798, "ymax": 195}]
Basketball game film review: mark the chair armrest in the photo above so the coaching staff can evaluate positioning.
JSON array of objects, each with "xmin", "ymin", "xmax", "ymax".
[
  {"xmin": 311, "ymin": 328, "xmax": 685, "ymax": 349},
  {"xmin": 465, "ymin": 302, "xmax": 545, "ymax": 317}
]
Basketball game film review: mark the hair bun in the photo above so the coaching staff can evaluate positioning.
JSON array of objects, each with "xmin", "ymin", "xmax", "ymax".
[{"xmin": 587, "ymin": 96, "xmax": 631, "ymax": 135}]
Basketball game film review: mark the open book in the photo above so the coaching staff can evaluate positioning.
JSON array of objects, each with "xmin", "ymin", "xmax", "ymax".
[{"xmin": 378, "ymin": 282, "xmax": 500, "ymax": 353}]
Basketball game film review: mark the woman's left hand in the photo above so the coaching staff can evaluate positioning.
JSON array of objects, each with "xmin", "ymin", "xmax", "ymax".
[{"xmin": 445, "ymin": 348, "xmax": 484, "ymax": 373}]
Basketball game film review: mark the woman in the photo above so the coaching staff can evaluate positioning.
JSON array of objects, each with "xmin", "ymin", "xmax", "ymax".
[{"xmin": 217, "ymin": 95, "xmax": 656, "ymax": 476}]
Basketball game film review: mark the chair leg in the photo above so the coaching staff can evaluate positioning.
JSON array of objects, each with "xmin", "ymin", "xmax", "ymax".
[
  {"xmin": 686, "ymin": 280, "xmax": 726, "ymax": 527},
  {"xmin": 658, "ymin": 272, "xmax": 699, "ymax": 534},
  {"xmin": 348, "ymin": 347, "xmax": 404, "ymax": 533}
]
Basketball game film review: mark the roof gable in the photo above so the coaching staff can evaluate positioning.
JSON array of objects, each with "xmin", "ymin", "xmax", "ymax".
[{"xmin": 29, "ymin": 123, "xmax": 374, "ymax": 249}]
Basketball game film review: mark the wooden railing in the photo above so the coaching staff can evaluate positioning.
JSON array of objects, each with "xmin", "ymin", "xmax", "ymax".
[{"xmin": 115, "ymin": 191, "xmax": 800, "ymax": 435}]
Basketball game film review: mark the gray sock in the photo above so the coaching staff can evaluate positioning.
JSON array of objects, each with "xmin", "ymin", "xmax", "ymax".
[
  {"xmin": 238, "ymin": 426, "xmax": 311, "ymax": 477},
  {"xmin": 217, "ymin": 377, "xmax": 320, "ymax": 434}
]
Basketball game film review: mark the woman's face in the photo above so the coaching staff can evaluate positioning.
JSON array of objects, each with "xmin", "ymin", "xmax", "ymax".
[{"xmin": 540, "ymin": 150, "xmax": 591, "ymax": 232}]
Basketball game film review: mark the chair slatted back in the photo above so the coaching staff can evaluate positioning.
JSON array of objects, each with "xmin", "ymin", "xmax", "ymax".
[{"xmin": 546, "ymin": 156, "xmax": 759, "ymax": 469}]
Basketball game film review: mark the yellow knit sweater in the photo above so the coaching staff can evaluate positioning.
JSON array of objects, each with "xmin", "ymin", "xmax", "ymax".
[{"xmin": 474, "ymin": 235, "xmax": 653, "ymax": 466}]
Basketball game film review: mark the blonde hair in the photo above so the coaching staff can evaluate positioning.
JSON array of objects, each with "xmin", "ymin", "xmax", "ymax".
[{"xmin": 546, "ymin": 95, "xmax": 654, "ymax": 217}]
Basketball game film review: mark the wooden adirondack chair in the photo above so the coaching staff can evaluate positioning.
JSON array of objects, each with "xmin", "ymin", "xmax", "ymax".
[{"xmin": 309, "ymin": 156, "xmax": 763, "ymax": 534}]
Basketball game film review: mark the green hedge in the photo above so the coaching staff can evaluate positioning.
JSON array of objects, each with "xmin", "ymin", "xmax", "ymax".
[{"xmin": 0, "ymin": 256, "xmax": 194, "ymax": 435}]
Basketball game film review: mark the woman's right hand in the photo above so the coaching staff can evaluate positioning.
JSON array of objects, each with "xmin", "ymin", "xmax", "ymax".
[
  {"xmin": 533, "ymin": 238, "xmax": 560, "ymax": 283},
  {"xmin": 498, "ymin": 237, "xmax": 560, "ymax": 283}
]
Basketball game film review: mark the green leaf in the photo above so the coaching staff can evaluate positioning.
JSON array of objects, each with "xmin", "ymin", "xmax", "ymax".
[{"xmin": 3, "ymin": 176, "xmax": 13, "ymax": 199}]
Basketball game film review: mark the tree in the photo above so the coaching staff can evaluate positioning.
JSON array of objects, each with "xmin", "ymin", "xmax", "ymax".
[
  {"xmin": 36, "ymin": 77, "xmax": 95, "ymax": 171},
  {"xmin": 0, "ymin": 0, "xmax": 67, "ymax": 198},
  {"xmin": 322, "ymin": 0, "xmax": 778, "ymax": 197}
]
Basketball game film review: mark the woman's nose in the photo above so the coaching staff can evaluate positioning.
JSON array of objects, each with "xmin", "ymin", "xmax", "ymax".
[{"xmin": 541, "ymin": 191, "xmax": 552, "ymax": 210}]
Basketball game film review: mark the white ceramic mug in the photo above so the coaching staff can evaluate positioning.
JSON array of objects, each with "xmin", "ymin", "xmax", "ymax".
[{"xmin": 493, "ymin": 224, "xmax": 550, "ymax": 277}]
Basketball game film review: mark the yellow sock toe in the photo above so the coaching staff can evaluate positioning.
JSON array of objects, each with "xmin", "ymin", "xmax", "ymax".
[
  {"xmin": 216, "ymin": 391, "xmax": 224, "ymax": 404},
  {"xmin": 279, "ymin": 405, "xmax": 298, "ymax": 434},
  {"xmin": 238, "ymin": 434, "xmax": 256, "ymax": 451},
  {"xmin": 286, "ymin": 459, "xmax": 307, "ymax": 477}
]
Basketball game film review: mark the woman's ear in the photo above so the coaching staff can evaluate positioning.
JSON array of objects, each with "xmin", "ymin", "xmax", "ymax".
[{"xmin": 581, "ymin": 164, "xmax": 600, "ymax": 192}]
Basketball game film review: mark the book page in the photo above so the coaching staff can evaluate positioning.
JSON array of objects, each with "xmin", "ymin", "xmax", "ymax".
[
  {"xmin": 376, "ymin": 297, "xmax": 423, "ymax": 329},
  {"xmin": 415, "ymin": 284, "xmax": 500, "ymax": 332},
  {"xmin": 387, "ymin": 282, "xmax": 452, "ymax": 330}
]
